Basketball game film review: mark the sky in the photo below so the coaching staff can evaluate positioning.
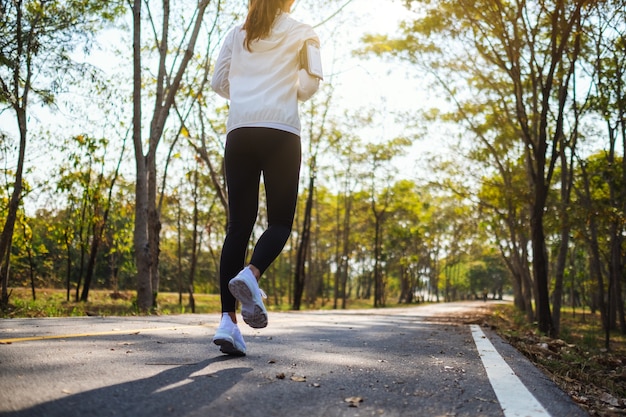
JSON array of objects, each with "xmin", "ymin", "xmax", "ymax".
[
  {"xmin": 313, "ymin": 0, "xmax": 425, "ymax": 120},
  {"xmin": 296, "ymin": 0, "xmax": 439, "ymax": 180}
]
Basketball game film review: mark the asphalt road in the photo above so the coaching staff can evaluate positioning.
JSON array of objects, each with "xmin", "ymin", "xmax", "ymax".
[{"xmin": 0, "ymin": 301, "xmax": 588, "ymax": 417}]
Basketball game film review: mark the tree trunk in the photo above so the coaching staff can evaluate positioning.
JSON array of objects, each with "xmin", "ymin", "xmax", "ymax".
[
  {"xmin": 26, "ymin": 231, "xmax": 36, "ymax": 301},
  {"xmin": 499, "ymin": 240, "xmax": 526, "ymax": 312},
  {"xmin": 578, "ymin": 161, "xmax": 608, "ymax": 331},
  {"xmin": 340, "ymin": 190, "xmax": 352, "ymax": 309},
  {"xmin": 606, "ymin": 120, "xmax": 626, "ymax": 334},
  {"xmin": 188, "ymin": 169, "xmax": 200, "ymax": 314},
  {"xmin": 65, "ymin": 231, "xmax": 72, "ymax": 302},
  {"xmin": 551, "ymin": 148, "xmax": 574, "ymax": 337},
  {"xmin": 141, "ymin": 0, "xmax": 208, "ymax": 310},
  {"xmin": 333, "ymin": 194, "xmax": 341, "ymax": 309},
  {"xmin": 373, "ymin": 213, "xmax": 383, "ymax": 307},
  {"xmin": 606, "ymin": 24, "xmax": 626, "ymax": 336},
  {"xmin": 133, "ymin": 0, "xmax": 153, "ymax": 312},
  {"xmin": 431, "ymin": 251, "xmax": 440, "ymax": 303},
  {"xmin": 615, "ymin": 55, "xmax": 626, "ymax": 334},
  {"xmin": 177, "ymin": 193, "xmax": 183, "ymax": 306},
  {"xmin": 609, "ymin": 191, "xmax": 625, "ymax": 334},
  {"xmin": 0, "ymin": 243, "xmax": 12, "ymax": 308},
  {"xmin": 293, "ymin": 174, "xmax": 314, "ymax": 310},
  {"xmin": 148, "ymin": 153, "xmax": 161, "ymax": 308},
  {"xmin": 520, "ymin": 238, "xmax": 535, "ymax": 323},
  {"xmin": 75, "ymin": 187, "xmax": 90, "ymax": 302},
  {"xmin": 0, "ymin": 107, "xmax": 26, "ymax": 309},
  {"xmin": 530, "ymin": 192, "xmax": 553, "ymax": 335},
  {"xmin": 80, "ymin": 221, "xmax": 100, "ymax": 302}
]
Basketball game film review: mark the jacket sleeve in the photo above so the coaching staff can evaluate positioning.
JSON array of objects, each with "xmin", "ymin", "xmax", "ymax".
[
  {"xmin": 297, "ymin": 69, "xmax": 320, "ymax": 102},
  {"xmin": 211, "ymin": 29, "xmax": 235, "ymax": 99}
]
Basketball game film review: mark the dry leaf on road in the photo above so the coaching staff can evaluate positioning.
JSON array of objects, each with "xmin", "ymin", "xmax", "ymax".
[{"xmin": 345, "ymin": 396, "xmax": 364, "ymax": 407}]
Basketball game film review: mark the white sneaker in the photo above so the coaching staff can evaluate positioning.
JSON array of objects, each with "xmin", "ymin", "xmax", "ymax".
[
  {"xmin": 228, "ymin": 267, "xmax": 268, "ymax": 329},
  {"xmin": 212, "ymin": 316, "xmax": 246, "ymax": 356}
]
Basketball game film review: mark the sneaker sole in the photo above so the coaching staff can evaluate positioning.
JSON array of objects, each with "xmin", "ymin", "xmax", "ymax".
[
  {"xmin": 228, "ymin": 279, "xmax": 268, "ymax": 329},
  {"xmin": 213, "ymin": 338, "xmax": 246, "ymax": 356}
]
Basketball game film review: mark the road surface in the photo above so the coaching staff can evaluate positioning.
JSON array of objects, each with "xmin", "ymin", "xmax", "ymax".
[{"xmin": 0, "ymin": 301, "xmax": 588, "ymax": 417}]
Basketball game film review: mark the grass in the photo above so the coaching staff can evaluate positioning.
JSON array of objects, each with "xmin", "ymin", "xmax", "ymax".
[
  {"xmin": 1, "ymin": 288, "xmax": 222, "ymax": 318},
  {"xmin": 1, "ymin": 287, "xmax": 404, "ymax": 318}
]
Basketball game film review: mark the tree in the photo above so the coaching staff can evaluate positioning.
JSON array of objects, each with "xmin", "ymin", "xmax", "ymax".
[
  {"xmin": 364, "ymin": 137, "xmax": 411, "ymax": 307},
  {"xmin": 586, "ymin": 1, "xmax": 626, "ymax": 338},
  {"xmin": 363, "ymin": 0, "xmax": 589, "ymax": 334},
  {"xmin": 477, "ymin": 167, "xmax": 534, "ymax": 320},
  {"xmin": 327, "ymin": 125, "xmax": 362, "ymax": 309},
  {"xmin": 384, "ymin": 180, "xmax": 428, "ymax": 304},
  {"xmin": 0, "ymin": 0, "xmax": 123, "ymax": 308},
  {"xmin": 131, "ymin": 0, "xmax": 211, "ymax": 312},
  {"xmin": 292, "ymin": 87, "xmax": 335, "ymax": 310},
  {"xmin": 573, "ymin": 153, "xmax": 625, "ymax": 348},
  {"xmin": 79, "ymin": 135, "xmax": 127, "ymax": 302}
]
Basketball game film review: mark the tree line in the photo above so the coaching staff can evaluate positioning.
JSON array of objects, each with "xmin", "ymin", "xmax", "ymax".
[
  {"xmin": 1, "ymin": 0, "xmax": 625, "ymax": 343},
  {"xmin": 362, "ymin": 0, "xmax": 626, "ymax": 340}
]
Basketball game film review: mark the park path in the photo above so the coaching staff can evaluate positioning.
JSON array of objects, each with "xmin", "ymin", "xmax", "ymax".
[{"xmin": 0, "ymin": 301, "xmax": 588, "ymax": 417}]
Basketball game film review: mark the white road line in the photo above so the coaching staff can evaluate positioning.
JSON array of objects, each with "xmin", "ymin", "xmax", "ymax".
[{"xmin": 470, "ymin": 324, "xmax": 551, "ymax": 417}]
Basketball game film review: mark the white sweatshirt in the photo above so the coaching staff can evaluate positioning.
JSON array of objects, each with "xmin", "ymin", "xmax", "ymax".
[{"xmin": 211, "ymin": 12, "xmax": 321, "ymax": 136}]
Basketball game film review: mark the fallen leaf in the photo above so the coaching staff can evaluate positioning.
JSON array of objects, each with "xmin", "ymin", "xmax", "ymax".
[
  {"xmin": 276, "ymin": 373, "xmax": 286, "ymax": 379},
  {"xmin": 291, "ymin": 376, "xmax": 307, "ymax": 382},
  {"xmin": 600, "ymin": 392, "xmax": 619, "ymax": 407},
  {"xmin": 345, "ymin": 396, "xmax": 364, "ymax": 407}
]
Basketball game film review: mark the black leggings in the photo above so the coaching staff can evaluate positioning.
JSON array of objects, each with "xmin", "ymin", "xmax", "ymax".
[{"xmin": 220, "ymin": 127, "xmax": 301, "ymax": 312}]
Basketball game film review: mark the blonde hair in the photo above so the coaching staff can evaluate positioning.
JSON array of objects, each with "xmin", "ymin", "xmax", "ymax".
[{"xmin": 243, "ymin": 0, "xmax": 285, "ymax": 51}]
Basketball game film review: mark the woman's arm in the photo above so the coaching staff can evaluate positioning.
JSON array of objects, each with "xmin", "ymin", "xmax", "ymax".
[{"xmin": 211, "ymin": 29, "xmax": 236, "ymax": 99}]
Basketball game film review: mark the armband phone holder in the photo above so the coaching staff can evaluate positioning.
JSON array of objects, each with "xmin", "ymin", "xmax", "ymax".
[{"xmin": 300, "ymin": 39, "xmax": 323, "ymax": 80}]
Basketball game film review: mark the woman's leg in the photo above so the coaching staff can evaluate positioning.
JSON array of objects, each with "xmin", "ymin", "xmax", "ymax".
[
  {"xmin": 249, "ymin": 129, "xmax": 301, "ymax": 275},
  {"xmin": 219, "ymin": 127, "xmax": 300, "ymax": 310},
  {"xmin": 225, "ymin": 128, "xmax": 300, "ymax": 329},
  {"xmin": 219, "ymin": 128, "xmax": 262, "ymax": 314}
]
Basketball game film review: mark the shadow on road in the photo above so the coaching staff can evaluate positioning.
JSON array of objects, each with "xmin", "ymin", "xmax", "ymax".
[{"xmin": 4, "ymin": 356, "xmax": 252, "ymax": 417}]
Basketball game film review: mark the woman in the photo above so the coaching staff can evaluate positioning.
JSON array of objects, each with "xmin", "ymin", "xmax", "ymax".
[{"xmin": 210, "ymin": 0, "xmax": 322, "ymax": 356}]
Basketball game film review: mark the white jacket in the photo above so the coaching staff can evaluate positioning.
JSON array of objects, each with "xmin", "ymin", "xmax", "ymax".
[{"xmin": 211, "ymin": 12, "xmax": 321, "ymax": 136}]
